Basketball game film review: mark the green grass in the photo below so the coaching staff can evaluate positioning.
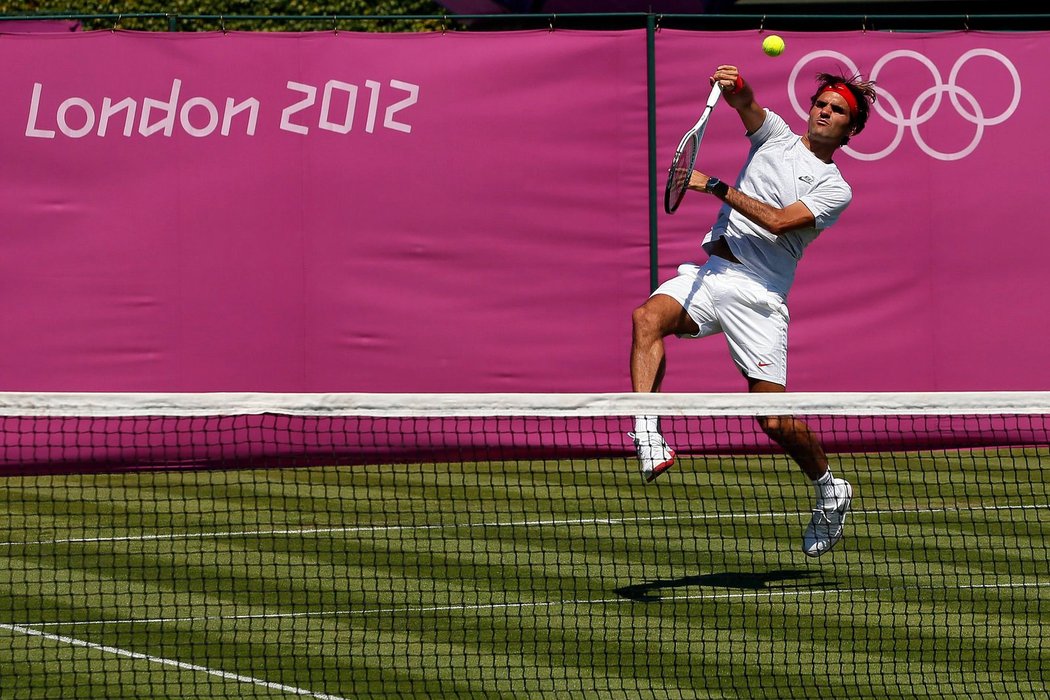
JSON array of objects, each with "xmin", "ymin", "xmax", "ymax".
[{"xmin": 1, "ymin": 448, "xmax": 1048, "ymax": 699}]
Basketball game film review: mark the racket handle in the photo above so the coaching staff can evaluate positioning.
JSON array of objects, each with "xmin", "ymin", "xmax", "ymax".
[{"xmin": 705, "ymin": 81, "xmax": 723, "ymax": 107}]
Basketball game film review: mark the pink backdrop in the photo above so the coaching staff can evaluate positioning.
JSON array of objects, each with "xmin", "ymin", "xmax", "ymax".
[
  {"xmin": 655, "ymin": 30, "xmax": 1043, "ymax": 392},
  {"xmin": 0, "ymin": 29, "xmax": 1045, "ymax": 393}
]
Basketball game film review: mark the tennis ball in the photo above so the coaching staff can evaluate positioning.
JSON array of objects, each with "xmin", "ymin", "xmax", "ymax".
[{"xmin": 762, "ymin": 35, "xmax": 785, "ymax": 57}]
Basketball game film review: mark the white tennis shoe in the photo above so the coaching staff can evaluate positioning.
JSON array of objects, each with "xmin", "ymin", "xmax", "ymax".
[
  {"xmin": 802, "ymin": 477, "xmax": 852, "ymax": 557},
  {"xmin": 628, "ymin": 432, "xmax": 676, "ymax": 483}
]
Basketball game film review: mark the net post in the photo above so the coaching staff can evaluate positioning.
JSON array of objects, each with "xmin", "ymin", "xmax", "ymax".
[{"xmin": 646, "ymin": 13, "xmax": 660, "ymax": 292}]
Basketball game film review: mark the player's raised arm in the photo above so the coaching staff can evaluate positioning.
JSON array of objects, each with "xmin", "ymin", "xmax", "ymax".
[{"xmin": 712, "ymin": 65, "xmax": 765, "ymax": 134}]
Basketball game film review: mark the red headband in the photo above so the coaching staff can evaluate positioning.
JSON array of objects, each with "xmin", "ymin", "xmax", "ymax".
[{"xmin": 819, "ymin": 83, "xmax": 859, "ymax": 120}]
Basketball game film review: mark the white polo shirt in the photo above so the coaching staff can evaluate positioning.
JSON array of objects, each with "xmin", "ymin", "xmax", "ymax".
[{"xmin": 702, "ymin": 109, "xmax": 852, "ymax": 297}]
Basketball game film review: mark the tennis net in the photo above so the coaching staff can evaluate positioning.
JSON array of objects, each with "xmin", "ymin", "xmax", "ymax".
[{"xmin": 1, "ymin": 391, "xmax": 1047, "ymax": 699}]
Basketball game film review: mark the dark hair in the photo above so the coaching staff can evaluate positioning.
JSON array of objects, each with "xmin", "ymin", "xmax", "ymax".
[{"xmin": 810, "ymin": 72, "xmax": 878, "ymax": 144}]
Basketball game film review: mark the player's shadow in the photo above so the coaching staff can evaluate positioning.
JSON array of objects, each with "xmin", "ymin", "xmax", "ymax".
[{"xmin": 614, "ymin": 569, "xmax": 830, "ymax": 602}]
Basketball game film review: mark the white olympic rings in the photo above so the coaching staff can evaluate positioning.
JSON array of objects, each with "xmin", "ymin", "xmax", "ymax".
[{"xmin": 787, "ymin": 49, "xmax": 1021, "ymax": 161}]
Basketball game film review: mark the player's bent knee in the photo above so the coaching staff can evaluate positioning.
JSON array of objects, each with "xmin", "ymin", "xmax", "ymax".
[
  {"xmin": 634, "ymin": 295, "xmax": 691, "ymax": 339},
  {"xmin": 632, "ymin": 303, "xmax": 661, "ymax": 337}
]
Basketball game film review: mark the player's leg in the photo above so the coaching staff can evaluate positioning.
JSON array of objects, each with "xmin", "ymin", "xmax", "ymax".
[
  {"xmin": 629, "ymin": 265, "xmax": 714, "ymax": 483},
  {"xmin": 748, "ymin": 379, "xmax": 826, "ymax": 479},
  {"xmin": 630, "ymin": 293, "xmax": 699, "ymax": 393},
  {"xmin": 716, "ymin": 288, "xmax": 829, "ymax": 477},
  {"xmin": 628, "ymin": 293, "xmax": 699, "ymax": 482},
  {"xmin": 749, "ymin": 383, "xmax": 853, "ymax": 557},
  {"xmin": 716, "ymin": 270, "xmax": 852, "ymax": 556},
  {"xmin": 749, "ymin": 379, "xmax": 852, "ymax": 557}
]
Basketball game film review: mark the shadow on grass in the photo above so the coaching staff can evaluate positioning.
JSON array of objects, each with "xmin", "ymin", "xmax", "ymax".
[{"xmin": 614, "ymin": 569, "xmax": 832, "ymax": 602}]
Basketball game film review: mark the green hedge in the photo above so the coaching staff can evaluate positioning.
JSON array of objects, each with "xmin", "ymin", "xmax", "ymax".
[{"xmin": 0, "ymin": 1, "xmax": 450, "ymax": 31}]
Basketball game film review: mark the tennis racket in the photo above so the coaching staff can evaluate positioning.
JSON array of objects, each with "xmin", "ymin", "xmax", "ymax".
[{"xmin": 664, "ymin": 81, "xmax": 723, "ymax": 215}]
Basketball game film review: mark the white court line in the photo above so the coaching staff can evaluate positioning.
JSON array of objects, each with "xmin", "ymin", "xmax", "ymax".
[
  {"xmin": 0, "ymin": 622, "xmax": 350, "ymax": 700},
  {"xmin": 14, "ymin": 580, "xmax": 1050, "ymax": 630},
  {"xmin": 0, "ymin": 503, "xmax": 1046, "ymax": 548}
]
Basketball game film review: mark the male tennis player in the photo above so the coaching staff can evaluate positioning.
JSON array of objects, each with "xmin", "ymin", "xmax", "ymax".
[{"xmin": 629, "ymin": 65, "xmax": 877, "ymax": 557}]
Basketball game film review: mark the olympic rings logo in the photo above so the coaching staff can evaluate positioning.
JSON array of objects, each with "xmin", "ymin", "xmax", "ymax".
[{"xmin": 787, "ymin": 50, "xmax": 1021, "ymax": 161}]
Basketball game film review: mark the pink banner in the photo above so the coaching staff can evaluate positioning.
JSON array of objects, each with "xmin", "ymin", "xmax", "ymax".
[
  {"xmin": 0, "ymin": 29, "xmax": 1046, "ymax": 394},
  {"xmin": 655, "ymin": 30, "xmax": 1044, "ymax": 392},
  {"xmin": 0, "ymin": 29, "xmax": 650, "ymax": 392}
]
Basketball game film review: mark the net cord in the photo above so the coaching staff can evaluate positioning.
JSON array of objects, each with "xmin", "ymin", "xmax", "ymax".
[{"xmin": 0, "ymin": 391, "xmax": 1048, "ymax": 417}]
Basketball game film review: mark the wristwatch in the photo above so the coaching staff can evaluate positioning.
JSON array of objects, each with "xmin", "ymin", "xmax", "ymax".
[{"xmin": 705, "ymin": 176, "xmax": 729, "ymax": 199}]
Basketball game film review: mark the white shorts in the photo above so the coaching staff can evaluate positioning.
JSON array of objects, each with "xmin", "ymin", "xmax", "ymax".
[{"xmin": 652, "ymin": 257, "xmax": 790, "ymax": 385}]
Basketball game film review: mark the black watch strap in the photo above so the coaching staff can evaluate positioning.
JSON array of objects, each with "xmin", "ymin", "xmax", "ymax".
[{"xmin": 706, "ymin": 177, "xmax": 730, "ymax": 199}]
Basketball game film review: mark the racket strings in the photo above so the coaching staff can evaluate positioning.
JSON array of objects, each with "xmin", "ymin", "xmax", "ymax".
[{"xmin": 665, "ymin": 138, "xmax": 696, "ymax": 213}]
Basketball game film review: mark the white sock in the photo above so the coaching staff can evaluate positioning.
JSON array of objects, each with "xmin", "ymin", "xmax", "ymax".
[
  {"xmin": 634, "ymin": 415, "xmax": 659, "ymax": 435},
  {"xmin": 813, "ymin": 469, "xmax": 834, "ymax": 487}
]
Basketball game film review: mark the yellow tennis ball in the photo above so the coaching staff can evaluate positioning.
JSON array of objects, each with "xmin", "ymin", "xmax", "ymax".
[{"xmin": 762, "ymin": 35, "xmax": 785, "ymax": 57}]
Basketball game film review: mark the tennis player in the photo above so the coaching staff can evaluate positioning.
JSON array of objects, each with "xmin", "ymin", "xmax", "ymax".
[{"xmin": 629, "ymin": 65, "xmax": 877, "ymax": 557}]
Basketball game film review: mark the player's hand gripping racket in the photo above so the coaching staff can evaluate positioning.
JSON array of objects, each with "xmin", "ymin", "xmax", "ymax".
[{"xmin": 664, "ymin": 81, "xmax": 723, "ymax": 214}]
